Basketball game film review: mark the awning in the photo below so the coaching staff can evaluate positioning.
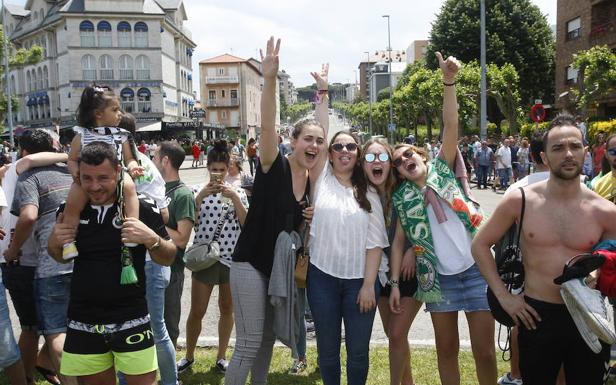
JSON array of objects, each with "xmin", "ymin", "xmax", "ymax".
[{"xmin": 136, "ymin": 121, "xmax": 162, "ymax": 132}]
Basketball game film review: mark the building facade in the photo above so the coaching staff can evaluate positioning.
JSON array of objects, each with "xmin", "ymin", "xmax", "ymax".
[
  {"xmin": 278, "ymin": 70, "xmax": 297, "ymax": 105},
  {"xmin": 199, "ymin": 53, "xmax": 279, "ymax": 140},
  {"xmin": 358, "ymin": 49, "xmax": 406, "ymax": 101},
  {"xmin": 2, "ymin": 0, "xmax": 196, "ymax": 132},
  {"xmin": 368, "ymin": 62, "xmax": 406, "ymax": 103},
  {"xmin": 555, "ymin": 0, "xmax": 616, "ymax": 115},
  {"xmin": 406, "ymin": 40, "xmax": 428, "ymax": 64}
]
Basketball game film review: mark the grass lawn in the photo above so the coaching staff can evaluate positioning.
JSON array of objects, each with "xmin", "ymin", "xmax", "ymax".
[{"xmin": 0, "ymin": 346, "xmax": 511, "ymax": 385}]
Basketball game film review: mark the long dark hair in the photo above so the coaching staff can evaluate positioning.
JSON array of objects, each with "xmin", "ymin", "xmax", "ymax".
[
  {"xmin": 362, "ymin": 137, "xmax": 395, "ymax": 220},
  {"xmin": 329, "ymin": 131, "xmax": 371, "ymax": 213},
  {"xmin": 77, "ymin": 84, "xmax": 117, "ymax": 128}
]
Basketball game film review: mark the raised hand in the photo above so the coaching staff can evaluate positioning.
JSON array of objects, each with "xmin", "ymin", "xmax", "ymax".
[
  {"xmin": 310, "ymin": 63, "xmax": 329, "ymax": 90},
  {"xmin": 260, "ymin": 36, "xmax": 281, "ymax": 79},
  {"xmin": 435, "ymin": 52, "xmax": 461, "ymax": 83}
]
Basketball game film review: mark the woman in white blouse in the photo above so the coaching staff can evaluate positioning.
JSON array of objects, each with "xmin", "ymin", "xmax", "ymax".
[
  {"xmin": 307, "ymin": 130, "xmax": 389, "ymax": 385},
  {"xmin": 176, "ymin": 141, "xmax": 248, "ymax": 374}
]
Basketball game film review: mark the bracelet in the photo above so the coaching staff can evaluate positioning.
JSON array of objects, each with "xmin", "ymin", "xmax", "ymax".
[
  {"xmin": 388, "ymin": 279, "xmax": 399, "ymax": 288},
  {"xmin": 317, "ymin": 89, "xmax": 329, "ymax": 94},
  {"xmin": 443, "ymin": 81, "xmax": 456, "ymax": 87}
]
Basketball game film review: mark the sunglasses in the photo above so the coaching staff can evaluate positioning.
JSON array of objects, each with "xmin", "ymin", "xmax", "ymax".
[
  {"xmin": 608, "ymin": 148, "xmax": 616, "ymax": 156},
  {"xmin": 364, "ymin": 153, "xmax": 390, "ymax": 163},
  {"xmin": 393, "ymin": 149, "xmax": 415, "ymax": 168},
  {"xmin": 331, "ymin": 142, "xmax": 358, "ymax": 152}
]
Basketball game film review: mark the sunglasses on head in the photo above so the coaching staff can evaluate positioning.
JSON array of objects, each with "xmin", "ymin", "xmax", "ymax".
[
  {"xmin": 393, "ymin": 149, "xmax": 415, "ymax": 167},
  {"xmin": 364, "ymin": 153, "xmax": 389, "ymax": 163},
  {"xmin": 331, "ymin": 142, "xmax": 358, "ymax": 152},
  {"xmin": 608, "ymin": 148, "xmax": 616, "ymax": 156}
]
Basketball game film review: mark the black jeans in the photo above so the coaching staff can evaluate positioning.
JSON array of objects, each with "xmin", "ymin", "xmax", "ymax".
[
  {"xmin": 248, "ymin": 156, "xmax": 259, "ymax": 176},
  {"xmin": 518, "ymin": 296, "xmax": 609, "ymax": 385}
]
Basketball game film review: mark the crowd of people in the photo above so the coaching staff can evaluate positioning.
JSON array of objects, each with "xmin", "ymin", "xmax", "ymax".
[{"xmin": 0, "ymin": 35, "xmax": 615, "ymax": 385}]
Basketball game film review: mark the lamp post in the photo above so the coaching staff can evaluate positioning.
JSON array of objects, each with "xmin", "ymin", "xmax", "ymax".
[
  {"xmin": 480, "ymin": 0, "xmax": 487, "ymax": 140},
  {"xmin": 364, "ymin": 51, "xmax": 373, "ymax": 136},
  {"xmin": 2, "ymin": 0, "xmax": 15, "ymax": 149},
  {"xmin": 382, "ymin": 15, "xmax": 394, "ymax": 143}
]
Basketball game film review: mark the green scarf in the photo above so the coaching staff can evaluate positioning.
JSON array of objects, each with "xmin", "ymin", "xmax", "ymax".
[{"xmin": 393, "ymin": 157, "xmax": 483, "ymax": 303}]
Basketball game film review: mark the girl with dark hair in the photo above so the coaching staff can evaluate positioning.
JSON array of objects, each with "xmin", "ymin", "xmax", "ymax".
[
  {"xmin": 226, "ymin": 37, "xmax": 328, "ymax": 385},
  {"xmin": 178, "ymin": 140, "xmax": 248, "ymax": 374},
  {"xmin": 389, "ymin": 54, "xmax": 497, "ymax": 385},
  {"xmin": 307, "ymin": 128, "xmax": 388, "ymax": 385},
  {"xmin": 62, "ymin": 85, "xmax": 143, "ymax": 260},
  {"xmin": 361, "ymin": 137, "xmax": 421, "ymax": 385}
]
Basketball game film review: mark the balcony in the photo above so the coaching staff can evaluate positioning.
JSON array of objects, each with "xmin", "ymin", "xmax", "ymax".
[
  {"xmin": 99, "ymin": 69, "xmax": 114, "ymax": 80},
  {"xmin": 207, "ymin": 98, "xmax": 239, "ymax": 107},
  {"xmin": 82, "ymin": 69, "xmax": 96, "ymax": 81},
  {"xmin": 589, "ymin": 21, "xmax": 616, "ymax": 45},
  {"xmin": 205, "ymin": 75, "xmax": 239, "ymax": 84},
  {"xmin": 136, "ymin": 69, "xmax": 150, "ymax": 80},
  {"xmin": 119, "ymin": 69, "xmax": 133, "ymax": 80}
]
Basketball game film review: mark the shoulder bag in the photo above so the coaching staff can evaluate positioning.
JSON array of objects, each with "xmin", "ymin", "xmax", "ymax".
[{"xmin": 184, "ymin": 204, "xmax": 231, "ymax": 272}]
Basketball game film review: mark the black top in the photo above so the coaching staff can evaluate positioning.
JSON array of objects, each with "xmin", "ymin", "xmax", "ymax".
[
  {"xmin": 510, "ymin": 145, "xmax": 519, "ymax": 163},
  {"xmin": 232, "ymin": 153, "xmax": 309, "ymax": 277},
  {"xmin": 61, "ymin": 197, "xmax": 169, "ymax": 324}
]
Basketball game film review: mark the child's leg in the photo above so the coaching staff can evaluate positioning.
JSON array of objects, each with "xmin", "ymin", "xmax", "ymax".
[
  {"xmin": 122, "ymin": 174, "xmax": 140, "ymax": 247},
  {"xmin": 62, "ymin": 183, "xmax": 88, "ymax": 259}
]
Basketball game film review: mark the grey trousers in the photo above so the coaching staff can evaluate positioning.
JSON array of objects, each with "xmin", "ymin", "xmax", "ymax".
[
  {"xmin": 164, "ymin": 268, "xmax": 185, "ymax": 344},
  {"xmin": 225, "ymin": 262, "xmax": 275, "ymax": 385}
]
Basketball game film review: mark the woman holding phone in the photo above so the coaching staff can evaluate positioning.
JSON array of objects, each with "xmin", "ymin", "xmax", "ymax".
[{"xmin": 177, "ymin": 140, "xmax": 248, "ymax": 374}]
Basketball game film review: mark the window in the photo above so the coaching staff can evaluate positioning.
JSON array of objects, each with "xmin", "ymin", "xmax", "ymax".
[
  {"xmin": 209, "ymin": 110, "xmax": 218, "ymax": 123},
  {"xmin": 134, "ymin": 22, "xmax": 148, "ymax": 47},
  {"xmin": 221, "ymin": 111, "xmax": 227, "ymax": 119},
  {"xmin": 80, "ymin": 20, "xmax": 95, "ymax": 47},
  {"xmin": 10, "ymin": 75, "xmax": 16, "ymax": 94},
  {"xmin": 120, "ymin": 88, "xmax": 134, "ymax": 113},
  {"xmin": 567, "ymin": 17, "xmax": 581, "ymax": 41},
  {"xmin": 208, "ymin": 90, "xmax": 216, "ymax": 99},
  {"xmin": 135, "ymin": 55, "xmax": 150, "ymax": 80},
  {"xmin": 41, "ymin": 36, "xmax": 47, "ymax": 57},
  {"xmin": 32, "ymin": 70, "xmax": 37, "ymax": 91},
  {"xmin": 99, "ymin": 54, "xmax": 113, "ymax": 80},
  {"xmin": 26, "ymin": 71, "xmax": 31, "ymax": 92},
  {"xmin": 43, "ymin": 66, "xmax": 48, "ymax": 88},
  {"xmin": 37, "ymin": 67, "xmax": 43, "ymax": 89},
  {"xmin": 119, "ymin": 55, "xmax": 133, "ymax": 80},
  {"xmin": 137, "ymin": 88, "xmax": 151, "ymax": 112},
  {"xmin": 217, "ymin": 68, "xmax": 224, "ymax": 75},
  {"xmin": 118, "ymin": 21, "xmax": 131, "ymax": 47},
  {"xmin": 566, "ymin": 65, "xmax": 578, "ymax": 85},
  {"xmin": 97, "ymin": 21, "xmax": 112, "ymax": 47},
  {"xmin": 230, "ymin": 89, "xmax": 238, "ymax": 105},
  {"xmin": 82, "ymin": 54, "xmax": 96, "ymax": 80},
  {"xmin": 222, "ymin": 90, "xmax": 226, "ymax": 98}
]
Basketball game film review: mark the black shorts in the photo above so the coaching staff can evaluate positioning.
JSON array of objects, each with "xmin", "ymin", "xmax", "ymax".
[
  {"xmin": 1, "ymin": 263, "xmax": 37, "ymax": 329},
  {"xmin": 518, "ymin": 296, "xmax": 610, "ymax": 385},
  {"xmin": 380, "ymin": 276, "xmax": 418, "ymax": 298}
]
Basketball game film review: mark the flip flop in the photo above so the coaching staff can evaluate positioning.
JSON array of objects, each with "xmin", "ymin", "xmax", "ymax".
[{"xmin": 35, "ymin": 366, "xmax": 61, "ymax": 385}]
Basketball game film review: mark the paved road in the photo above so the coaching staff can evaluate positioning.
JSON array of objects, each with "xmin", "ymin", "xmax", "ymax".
[{"xmin": 6, "ymin": 121, "xmax": 507, "ymax": 350}]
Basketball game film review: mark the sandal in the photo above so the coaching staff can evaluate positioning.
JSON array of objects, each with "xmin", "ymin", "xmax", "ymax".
[{"xmin": 36, "ymin": 366, "xmax": 61, "ymax": 385}]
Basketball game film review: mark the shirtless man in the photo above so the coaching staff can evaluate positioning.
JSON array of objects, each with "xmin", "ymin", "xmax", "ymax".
[{"xmin": 472, "ymin": 114, "xmax": 616, "ymax": 385}]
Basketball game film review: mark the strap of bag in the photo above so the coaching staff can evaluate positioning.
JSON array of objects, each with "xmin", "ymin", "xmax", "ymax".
[
  {"xmin": 515, "ymin": 187, "xmax": 526, "ymax": 252},
  {"xmin": 165, "ymin": 182, "xmax": 186, "ymax": 198},
  {"xmin": 210, "ymin": 205, "xmax": 231, "ymax": 243}
]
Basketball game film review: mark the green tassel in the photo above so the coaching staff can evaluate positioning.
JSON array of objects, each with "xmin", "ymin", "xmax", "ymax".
[{"xmin": 120, "ymin": 247, "xmax": 138, "ymax": 285}]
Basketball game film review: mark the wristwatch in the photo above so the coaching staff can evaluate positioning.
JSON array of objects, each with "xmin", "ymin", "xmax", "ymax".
[
  {"xmin": 388, "ymin": 279, "xmax": 399, "ymax": 288},
  {"xmin": 147, "ymin": 236, "xmax": 161, "ymax": 251}
]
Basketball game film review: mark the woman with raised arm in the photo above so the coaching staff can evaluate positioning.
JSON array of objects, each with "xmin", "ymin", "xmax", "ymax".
[
  {"xmin": 388, "ymin": 53, "xmax": 497, "ymax": 385},
  {"xmin": 225, "ymin": 37, "xmax": 328, "ymax": 385}
]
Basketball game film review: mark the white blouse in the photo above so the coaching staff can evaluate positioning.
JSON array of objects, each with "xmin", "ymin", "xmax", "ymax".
[
  {"xmin": 192, "ymin": 184, "xmax": 249, "ymax": 267},
  {"xmin": 309, "ymin": 164, "xmax": 389, "ymax": 279}
]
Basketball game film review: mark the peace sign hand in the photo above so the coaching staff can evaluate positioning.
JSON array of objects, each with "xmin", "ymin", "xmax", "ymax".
[
  {"xmin": 310, "ymin": 63, "xmax": 329, "ymax": 91},
  {"xmin": 260, "ymin": 36, "xmax": 281, "ymax": 79},
  {"xmin": 435, "ymin": 52, "xmax": 461, "ymax": 83}
]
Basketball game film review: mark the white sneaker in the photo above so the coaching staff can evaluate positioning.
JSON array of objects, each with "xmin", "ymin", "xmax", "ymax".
[
  {"xmin": 215, "ymin": 358, "xmax": 229, "ymax": 373},
  {"xmin": 176, "ymin": 358, "xmax": 193, "ymax": 373},
  {"xmin": 497, "ymin": 372, "xmax": 523, "ymax": 385}
]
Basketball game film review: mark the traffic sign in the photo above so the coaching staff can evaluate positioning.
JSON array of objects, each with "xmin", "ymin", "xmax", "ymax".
[
  {"xmin": 190, "ymin": 109, "xmax": 205, "ymax": 119},
  {"xmin": 530, "ymin": 104, "xmax": 546, "ymax": 123},
  {"xmin": 387, "ymin": 123, "xmax": 397, "ymax": 132}
]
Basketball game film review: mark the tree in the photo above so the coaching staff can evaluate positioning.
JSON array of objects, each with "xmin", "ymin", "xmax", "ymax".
[
  {"xmin": 487, "ymin": 63, "xmax": 523, "ymax": 134},
  {"xmin": 0, "ymin": 27, "xmax": 43, "ymax": 133},
  {"xmin": 571, "ymin": 45, "xmax": 616, "ymax": 116},
  {"xmin": 399, "ymin": 68, "xmax": 443, "ymax": 140},
  {"xmin": 377, "ymin": 87, "xmax": 391, "ymax": 102},
  {"xmin": 426, "ymin": 0, "xmax": 555, "ymax": 106},
  {"xmin": 284, "ymin": 102, "xmax": 312, "ymax": 123}
]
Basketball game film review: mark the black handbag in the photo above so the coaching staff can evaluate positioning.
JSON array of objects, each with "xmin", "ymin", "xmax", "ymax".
[{"xmin": 487, "ymin": 187, "xmax": 526, "ymax": 328}]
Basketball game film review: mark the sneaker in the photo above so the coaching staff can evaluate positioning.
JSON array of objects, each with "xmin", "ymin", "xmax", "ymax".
[
  {"xmin": 215, "ymin": 359, "xmax": 229, "ymax": 373},
  {"xmin": 62, "ymin": 242, "xmax": 78, "ymax": 260},
  {"xmin": 497, "ymin": 372, "xmax": 522, "ymax": 385},
  {"xmin": 176, "ymin": 358, "xmax": 194, "ymax": 373},
  {"xmin": 289, "ymin": 359, "xmax": 307, "ymax": 375}
]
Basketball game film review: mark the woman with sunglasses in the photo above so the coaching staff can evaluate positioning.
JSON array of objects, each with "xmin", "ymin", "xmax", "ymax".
[
  {"xmin": 361, "ymin": 138, "xmax": 421, "ymax": 385},
  {"xmin": 389, "ymin": 53, "xmax": 497, "ymax": 385},
  {"xmin": 308, "ymin": 131, "xmax": 388, "ymax": 385},
  {"xmin": 225, "ymin": 37, "xmax": 329, "ymax": 385}
]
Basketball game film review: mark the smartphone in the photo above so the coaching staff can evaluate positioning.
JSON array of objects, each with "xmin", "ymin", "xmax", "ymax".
[{"xmin": 210, "ymin": 172, "xmax": 224, "ymax": 184}]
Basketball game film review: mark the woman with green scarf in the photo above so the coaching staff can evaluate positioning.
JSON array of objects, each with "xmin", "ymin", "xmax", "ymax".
[{"xmin": 388, "ymin": 53, "xmax": 497, "ymax": 385}]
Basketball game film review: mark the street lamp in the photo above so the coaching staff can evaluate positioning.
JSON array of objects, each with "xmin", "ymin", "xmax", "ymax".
[
  {"xmin": 364, "ymin": 51, "xmax": 373, "ymax": 136},
  {"xmin": 480, "ymin": 0, "xmax": 487, "ymax": 140},
  {"xmin": 383, "ymin": 15, "xmax": 394, "ymax": 143}
]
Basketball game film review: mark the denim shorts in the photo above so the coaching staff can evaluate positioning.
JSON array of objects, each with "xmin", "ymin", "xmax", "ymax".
[
  {"xmin": 0, "ymin": 263, "xmax": 37, "ymax": 329},
  {"xmin": 0, "ymin": 275, "xmax": 21, "ymax": 368},
  {"xmin": 34, "ymin": 273, "xmax": 72, "ymax": 335},
  {"xmin": 425, "ymin": 263, "xmax": 490, "ymax": 313}
]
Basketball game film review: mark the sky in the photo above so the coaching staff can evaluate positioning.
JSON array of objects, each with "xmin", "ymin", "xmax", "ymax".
[{"xmin": 9, "ymin": 0, "xmax": 557, "ymax": 95}]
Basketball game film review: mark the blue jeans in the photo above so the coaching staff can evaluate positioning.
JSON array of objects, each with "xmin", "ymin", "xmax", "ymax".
[
  {"xmin": 119, "ymin": 261, "xmax": 176, "ymax": 385},
  {"xmin": 307, "ymin": 264, "xmax": 379, "ymax": 385},
  {"xmin": 0, "ymin": 274, "xmax": 20, "ymax": 368},
  {"xmin": 476, "ymin": 165, "xmax": 489, "ymax": 188},
  {"xmin": 498, "ymin": 167, "xmax": 512, "ymax": 189},
  {"xmin": 34, "ymin": 273, "xmax": 71, "ymax": 335}
]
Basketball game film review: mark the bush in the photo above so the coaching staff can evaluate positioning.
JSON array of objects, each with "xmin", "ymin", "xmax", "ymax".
[
  {"xmin": 588, "ymin": 119, "xmax": 616, "ymax": 142},
  {"xmin": 519, "ymin": 121, "xmax": 550, "ymax": 139}
]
